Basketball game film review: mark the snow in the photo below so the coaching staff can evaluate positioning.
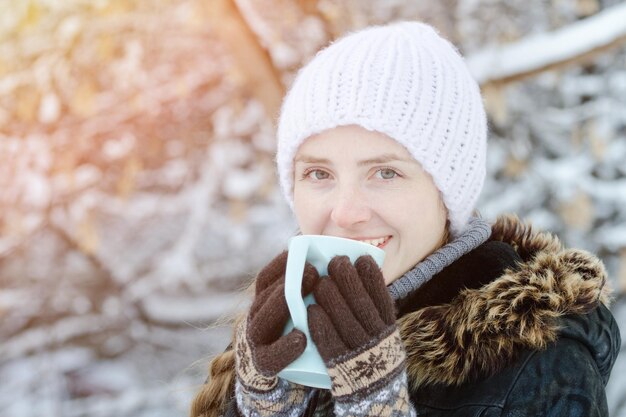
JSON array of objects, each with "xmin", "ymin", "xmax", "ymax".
[
  {"xmin": 582, "ymin": 178, "xmax": 626, "ymax": 205},
  {"xmin": 140, "ymin": 293, "xmax": 250, "ymax": 325},
  {"xmin": 2, "ymin": 1, "xmax": 626, "ymax": 416},
  {"xmin": 73, "ymin": 164, "xmax": 103, "ymax": 190},
  {"xmin": 467, "ymin": 1, "xmax": 626, "ymax": 84},
  {"xmin": 593, "ymin": 224, "xmax": 626, "ymax": 251},
  {"xmin": 23, "ymin": 171, "xmax": 51, "ymax": 207},
  {"xmin": 103, "ymin": 134, "xmax": 136, "ymax": 161},
  {"xmin": 39, "ymin": 92, "xmax": 61, "ymax": 123},
  {"xmin": 222, "ymin": 166, "xmax": 265, "ymax": 200}
]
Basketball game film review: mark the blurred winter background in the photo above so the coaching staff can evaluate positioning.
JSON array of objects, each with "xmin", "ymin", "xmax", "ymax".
[{"xmin": 1, "ymin": 0, "xmax": 625, "ymax": 416}]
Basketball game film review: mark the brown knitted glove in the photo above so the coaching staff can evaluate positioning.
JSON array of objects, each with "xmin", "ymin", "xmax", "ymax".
[
  {"xmin": 235, "ymin": 251, "xmax": 319, "ymax": 392},
  {"xmin": 307, "ymin": 255, "xmax": 408, "ymax": 401}
]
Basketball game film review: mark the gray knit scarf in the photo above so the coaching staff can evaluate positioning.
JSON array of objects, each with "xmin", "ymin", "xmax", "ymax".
[{"xmin": 388, "ymin": 217, "xmax": 492, "ymax": 301}]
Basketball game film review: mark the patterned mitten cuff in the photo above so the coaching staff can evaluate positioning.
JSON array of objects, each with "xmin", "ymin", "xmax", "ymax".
[
  {"xmin": 234, "ymin": 320, "xmax": 278, "ymax": 392},
  {"xmin": 235, "ymin": 377, "xmax": 316, "ymax": 417},
  {"xmin": 327, "ymin": 326, "xmax": 406, "ymax": 399},
  {"xmin": 235, "ymin": 320, "xmax": 316, "ymax": 416},
  {"xmin": 333, "ymin": 368, "xmax": 416, "ymax": 417},
  {"xmin": 327, "ymin": 327, "xmax": 415, "ymax": 417}
]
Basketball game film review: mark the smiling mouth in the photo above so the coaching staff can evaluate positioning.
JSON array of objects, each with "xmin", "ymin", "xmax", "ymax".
[{"xmin": 356, "ymin": 236, "xmax": 392, "ymax": 248}]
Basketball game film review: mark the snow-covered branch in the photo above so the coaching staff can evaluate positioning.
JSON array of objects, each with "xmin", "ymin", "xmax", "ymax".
[
  {"xmin": 212, "ymin": 0, "xmax": 285, "ymax": 117},
  {"xmin": 467, "ymin": 2, "xmax": 626, "ymax": 85}
]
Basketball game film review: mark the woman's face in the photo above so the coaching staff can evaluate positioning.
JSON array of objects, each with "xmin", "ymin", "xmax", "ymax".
[{"xmin": 293, "ymin": 125, "xmax": 448, "ymax": 284}]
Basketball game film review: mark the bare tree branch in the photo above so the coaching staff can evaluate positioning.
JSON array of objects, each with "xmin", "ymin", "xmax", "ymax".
[{"xmin": 210, "ymin": 0, "xmax": 284, "ymax": 118}]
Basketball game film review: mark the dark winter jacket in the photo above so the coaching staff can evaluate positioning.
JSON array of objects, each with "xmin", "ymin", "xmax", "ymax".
[{"xmin": 225, "ymin": 215, "xmax": 621, "ymax": 416}]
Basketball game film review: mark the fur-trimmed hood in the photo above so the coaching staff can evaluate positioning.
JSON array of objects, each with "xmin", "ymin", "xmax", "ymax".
[{"xmin": 398, "ymin": 215, "xmax": 614, "ymax": 388}]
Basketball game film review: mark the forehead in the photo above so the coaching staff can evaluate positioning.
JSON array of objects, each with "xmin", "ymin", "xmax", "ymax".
[{"xmin": 295, "ymin": 125, "xmax": 414, "ymax": 163}]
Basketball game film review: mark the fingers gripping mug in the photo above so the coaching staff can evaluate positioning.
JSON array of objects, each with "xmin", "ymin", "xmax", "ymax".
[{"xmin": 277, "ymin": 235, "xmax": 386, "ymax": 389}]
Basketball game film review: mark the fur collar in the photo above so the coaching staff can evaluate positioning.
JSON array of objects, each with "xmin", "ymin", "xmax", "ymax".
[{"xmin": 398, "ymin": 214, "xmax": 612, "ymax": 388}]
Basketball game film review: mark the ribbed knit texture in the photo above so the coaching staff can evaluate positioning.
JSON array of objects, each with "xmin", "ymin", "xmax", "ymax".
[
  {"xmin": 276, "ymin": 21, "xmax": 487, "ymax": 237},
  {"xmin": 388, "ymin": 216, "xmax": 492, "ymax": 300}
]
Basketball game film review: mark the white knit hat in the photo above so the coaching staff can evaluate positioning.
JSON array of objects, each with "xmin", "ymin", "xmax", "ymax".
[{"xmin": 275, "ymin": 21, "xmax": 487, "ymax": 237}]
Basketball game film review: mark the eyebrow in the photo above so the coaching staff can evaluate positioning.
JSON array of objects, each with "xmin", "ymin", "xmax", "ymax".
[{"xmin": 294, "ymin": 153, "xmax": 414, "ymax": 167}]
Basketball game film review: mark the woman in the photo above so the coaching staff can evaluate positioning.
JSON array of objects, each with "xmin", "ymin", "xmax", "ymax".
[{"xmin": 191, "ymin": 22, "xmax": 620, "ymax": 417}]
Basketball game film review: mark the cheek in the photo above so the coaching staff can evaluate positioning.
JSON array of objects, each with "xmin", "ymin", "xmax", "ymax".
[
  {"xmin": 395, "ymin": 188, "xmax": 447, "ymax": 249},
  {"xmin": 293, "ymin": 187, "xmax": 324, "ymax": 234},
  {"xmin": 374, "ymin": 193, "xmax": 414, "ymax": 228}
]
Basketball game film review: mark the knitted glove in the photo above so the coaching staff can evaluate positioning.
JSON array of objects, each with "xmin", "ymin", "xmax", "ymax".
[
  {"xmin": 235, "ymin": 251, "xmax": 318, "ymax": 417},
  {"xmin": 308, "ymin": 255, "xmax": 416, "ymax": 417}
]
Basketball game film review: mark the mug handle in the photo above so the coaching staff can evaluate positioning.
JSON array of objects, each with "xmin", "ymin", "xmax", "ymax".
[{"xmin": 284, "ymin": 236, "xmax": 311, "ymax": 338}]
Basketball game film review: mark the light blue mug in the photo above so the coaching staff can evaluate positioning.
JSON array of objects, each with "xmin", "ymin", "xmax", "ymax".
[{"xmin": 277, "ymin": 235, "xmax": 386, "ymax": 389}]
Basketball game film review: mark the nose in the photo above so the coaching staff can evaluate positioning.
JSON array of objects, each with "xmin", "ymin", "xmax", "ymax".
[{"xmin": 330, "ymin": 187, "xmax": 372, "ymax": 229}]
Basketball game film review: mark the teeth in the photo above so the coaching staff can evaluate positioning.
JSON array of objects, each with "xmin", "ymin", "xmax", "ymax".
[{"xmin": 359, "ymin": 237, "xmax": 388, "ymax": 247}]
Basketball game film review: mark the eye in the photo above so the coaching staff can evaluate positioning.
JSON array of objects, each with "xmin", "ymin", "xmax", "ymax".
[
  {"xmin": 301, "ymin": 169, "xmax": 330, "ymax": 181},
  {"xmin": 375, "ymin": 168, "xmax": 399, "ymax": 180}
]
